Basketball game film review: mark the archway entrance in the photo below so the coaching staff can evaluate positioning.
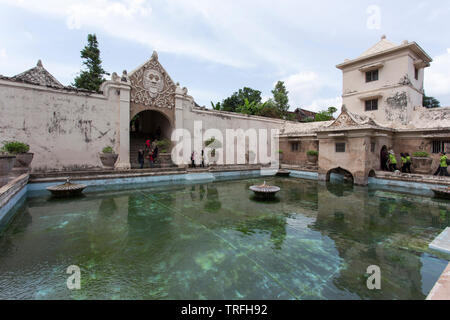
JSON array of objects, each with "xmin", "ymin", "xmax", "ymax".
[
  {"xmin": 326, "ymin": 167, "xmax": 354, "ymax": 184},
  {"xmin": 130, "ymin": 110, "xmax": 172, "ymax": 168},
  {"xmin": 380, "ymin": 145, "xmax": 388, "ymax": 171}
]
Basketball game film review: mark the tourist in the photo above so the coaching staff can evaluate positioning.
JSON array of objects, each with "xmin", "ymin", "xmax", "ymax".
[
  {"xmin": 438, "ymin": 152, "xmax": 450, "ymax": 177},
  {"xmin": 401, "ymin": 153, "xmax": 407, "ymax": 173},
  {"xmin": 147, "ymin": 149, "xmax": 154, "ymax": 167},
  {"xmin": 388, "ymin": 151, "xmax": 397, "ymax": 172},
  {"xmin": 153, "ymin": 145, "xmax": 159, "ymax": 162},
  {"xmin": 146, "ymin": 139, "xmax": 151, "ymax": 150},
  {"xmin": 191, "ymin": 151, "xmax": 196, "ymax": 168},
  {"xmin": 138, "ymin": 149, "xmax": 145, "ymax": 169},
  {"xmin": 405, "ymin": 153, "xmax": 412, "ymax": 173}
]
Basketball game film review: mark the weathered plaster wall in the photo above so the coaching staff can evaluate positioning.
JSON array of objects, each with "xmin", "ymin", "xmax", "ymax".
[
  {"xmin": 279, "ymin": 138, "xmax": 318, "ymax": 165},
  {"xmin": 342, "ymin": 49, "xmax": 424, "ymax": 126},
  {"xmin": 0, "ymin": 80, "xmax": 122, "ymax": 172},
  {"xmin": 174, "ymin": 91, "xmax": 285, "ymax": 165}
]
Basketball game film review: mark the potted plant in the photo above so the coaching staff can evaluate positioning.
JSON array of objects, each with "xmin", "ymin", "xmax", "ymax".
[
  {"xmin": 411, "ymin": 151, "xmax": 432, "ymax": 174},
  {"xmin": 0, "ymin": 148, "xmax": 16, "ymax": 177},
  {"xmin": 2, "ymin": 141, "xmax": 34, "ymax": 168},
  {"xmin": 99, "ymin": 146, "xmax": 118, "ymax": 168},
  {"xmin": 155, "ymin": 139, "xmax": 172, "ymax": 167},
  {"xmin": 307, "ymin": 150, "xmax": 319, "ymax": 164}
]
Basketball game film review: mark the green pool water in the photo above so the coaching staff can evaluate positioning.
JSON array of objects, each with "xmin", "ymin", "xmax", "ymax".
[{"xmin": 0, "ymin": 176, "xmax": 449, "ymax": 300}]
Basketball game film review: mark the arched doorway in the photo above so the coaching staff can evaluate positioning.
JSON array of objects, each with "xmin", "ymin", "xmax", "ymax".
[
  {"xmin": 130, "ymin": 110, "xmax": 173, "ymax": 168},
  {"xmin": 326, "ymin": 167, "xmax": 354, "ymax": 184},
  {"xmin": 380, "ymin": 145, "xmax": 388, "ymax": 171}
]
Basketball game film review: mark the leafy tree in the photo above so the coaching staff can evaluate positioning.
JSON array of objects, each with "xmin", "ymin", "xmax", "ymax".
[
  {"xmin": 73, "ymin": 34, "xmax": 109, "ymax": 92},
  {"xmin": 423, "ymin": 92, "xmax": 441, "ymax": 109},
  {"xmin": 272, "ymin": 81, "xmax": 290, "ymax": 118},
  {"xmin": 221, "ymin": 87, "xmax": 262, "ymax": 112},
  {"xmin": 210, "ymin": 101, "xmax": 221, "ymax": 110},
  {"xmin": 315, "ymin": 107, "xmax": 337, "ymax": 122}
]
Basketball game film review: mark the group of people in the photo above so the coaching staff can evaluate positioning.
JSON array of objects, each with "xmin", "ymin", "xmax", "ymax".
[
  {"xmin": 190, "ymin": 150, "xmax": 206, "ymax": 168},
  {"xmin": 382, "ymin": 149, "xmax": 412, "ymax": 173},
  {"xmin": 382, "ymin": 148, "xmax": 450, "ymax": 176},
  {"xmin": 137, "ymin": 139, "xmax": 159, "ymax": 169}
]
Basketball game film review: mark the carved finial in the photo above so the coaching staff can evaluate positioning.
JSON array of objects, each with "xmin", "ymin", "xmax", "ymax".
[
  {"xmin": 121, "ymin": 70, "xmax": 128, "ymax": 82},
  {"xmin": 111, "ymin": 72, "xmax": 119, "ymax": 81},
  {"xmin": 151, "ymin": 50, "xmax": 158, "ymax": 60},
  {"xmin": 402, "ymin": 40, "xmax": 408, "ymax": 45},
  {"xmin": 341, "ymin": 105, "xmax": 347, "ymax": 112},
  {"xmin": 381, "ymin": 34, "xmax": 386, "ymax": 40},
  {"xmin": 37, "ymin": 59, "xmax": 43, "ymax": 67}
]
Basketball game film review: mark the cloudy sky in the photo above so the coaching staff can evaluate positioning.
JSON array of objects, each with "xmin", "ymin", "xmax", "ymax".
[{"xmin": 0, "ymin": 0, "xmax": 449, "ymax": 112}]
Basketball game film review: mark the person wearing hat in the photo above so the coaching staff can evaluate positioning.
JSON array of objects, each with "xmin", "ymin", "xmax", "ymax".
[{"xmin": 388, "ymin": 151, "xmax": 398, "ymax": 172}]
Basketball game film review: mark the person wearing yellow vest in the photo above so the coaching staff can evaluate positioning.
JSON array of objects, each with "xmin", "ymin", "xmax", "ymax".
[
  {"xmin": 401, "ymin": 153, "xmax": 407, "ymax": 173},
  {"xmin": 438, "ymin": 152, "xmax": 450, "ymax": 176},
  {"xmin": 388, "ymin": 151, "xmax": 397, "ymax": 172},
  {"xmin": 405, "ymin": 153, "xmax": 412, "ymax": 173}
]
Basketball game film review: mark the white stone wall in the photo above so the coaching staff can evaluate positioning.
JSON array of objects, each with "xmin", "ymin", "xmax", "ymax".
[
  {"xmin": 0, "ymin": 80, "xmax": 123, "ymax": 172},
  {"xmin": 174, "ymin": 90, "xmax": 285, "ymax": 166},
  {"xmin": 341, "ymin": 49, "xmax": 425, "ymax": 126}
]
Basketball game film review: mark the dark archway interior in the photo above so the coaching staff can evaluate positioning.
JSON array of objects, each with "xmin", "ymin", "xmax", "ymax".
[
  {"xmin": 326, "ymin": 167, "xmax": 354, "ymax": 184},
  {"xmin": 130, "ymin": 110, "xmax": 172, "ymax": 168},
  {"xmin": 131, "ymin": 110, "xmax": 172, "ymax": 141},
  {"xmin": 380, "ymin": 145, "xmax": 388, "ymax": 171}
]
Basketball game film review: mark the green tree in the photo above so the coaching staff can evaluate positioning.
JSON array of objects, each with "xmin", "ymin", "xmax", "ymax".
[
  {"xmin": 221, "ymin": 87, "xmax": 262, "ymax": 112},
  {"xmin": 73, "ymin": 34, "xmax": 109, "ymax": 92},
  {"xmin": 423, "ymin": 92, "xmax": 441, "ymax": 109},
  {"xmin": 272, "ymin": 81, "xmax": 290, "ymax": 118},
  {"xmin": 210, "ymin": 101, "xmax": 221, "ymax": 110},
  {"xmin": 315, "ymin": 107, "xmax": 337, "ymax": 122}
]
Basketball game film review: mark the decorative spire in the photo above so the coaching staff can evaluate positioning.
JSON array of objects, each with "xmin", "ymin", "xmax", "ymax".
[
  {"xmin": 151, "ymin": 50, "xmax": 158, "ymax": 61},
  {"xmin": 37, "ymin": 59, "xmax": 43, "ymax": 67},
  {"xmin": 381, "ymin": 34, "xmax": 386, "ymax": 40}
]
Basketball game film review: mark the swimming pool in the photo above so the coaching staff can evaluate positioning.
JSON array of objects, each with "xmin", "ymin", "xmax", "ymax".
[{"xmin": 0, "ymin": 176, "xmax": 448, "ymax": 299}]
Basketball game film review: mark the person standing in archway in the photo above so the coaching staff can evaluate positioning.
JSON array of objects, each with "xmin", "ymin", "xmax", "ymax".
[
  {"xmin": 138, "ymin": 149, "xmax": 145, "ymax": 169},
  {"xmin": 388, "ymin": 150, "xmax": 398, "ymax": 172}
]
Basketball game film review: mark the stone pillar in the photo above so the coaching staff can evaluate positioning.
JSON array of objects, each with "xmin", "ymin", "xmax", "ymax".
[{"xmin": 115, "ymin": 83, "xmax": 131, "ymax": 170}]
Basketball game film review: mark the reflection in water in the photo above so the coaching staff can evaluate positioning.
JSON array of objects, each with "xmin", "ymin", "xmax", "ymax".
[{"xmin": 0, "ymin": 177, "xmax": 448, "ymax": 300}]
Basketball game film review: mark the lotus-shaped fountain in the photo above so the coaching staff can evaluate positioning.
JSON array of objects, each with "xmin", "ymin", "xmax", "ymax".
[
  {"xmin": 46, "ymin": 178, "xmax": 87, "ymax": 198},
  {"xmin": 249, "ymin": 181, "xmax": 281, "ymax": 200}
]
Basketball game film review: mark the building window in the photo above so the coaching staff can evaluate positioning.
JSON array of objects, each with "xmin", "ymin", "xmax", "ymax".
[
  {"xmin": 366, "ymin": 69, "xmax": 379, "ymax": 82},
  {"xmin": 335, "ymin": 143, "xmax": 346, "ymax": 153},
  {"xmin": 415, "ymin": 68, "xmax": 419, "ymax": 80},
  {"xmin": 432, "ymin": 141, "xmax": 450, "ymax": 154},
  {"xmin": 365, "ymin": 99, "xmax": 378, "ymax": 111},
  {"xmin": 371, "ymin": 143, "xmax": 376, "ymax": 153},
  {"xmin": 291, "ymin": 142, "xmax": 299, "ymax": 152}
]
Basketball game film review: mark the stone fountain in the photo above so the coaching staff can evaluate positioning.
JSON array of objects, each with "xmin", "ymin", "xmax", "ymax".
[
  {"xmin": 46, "ymin": 178, "xmax": 87, "ymax": 198},
  {"xmin": 249, "ymin": 181, "xmax": 281, "ymax": 200}
]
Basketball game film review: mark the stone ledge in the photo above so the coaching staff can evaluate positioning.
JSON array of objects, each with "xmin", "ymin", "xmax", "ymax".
[
  {"xmin": 429, "ymin": 227, "xmax": 450, "ymax": 255},
  {"xmin": 0, "ymin": 174, "xmax": 29, "ymax": 208},
  {"xmin": 375, "ymin": 171, "xmax": 450, "ymax": 186}
]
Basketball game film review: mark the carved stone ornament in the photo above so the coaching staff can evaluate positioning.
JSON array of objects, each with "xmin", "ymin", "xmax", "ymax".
[
  {"xmin": 329, "ymin": 112, "xmax": 357, "ymax": 128},
  {"xmin": 130, "ymin": 52, "xmax": 176, "ymax": 109}
]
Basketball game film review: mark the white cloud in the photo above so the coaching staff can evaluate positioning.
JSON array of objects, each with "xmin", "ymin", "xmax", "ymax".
[
  {"xmin": 306, "ymin": 96, "xmax": 343, "ymax": 114},
  {"xmin": 426, "ymin": 49, "xmax": 450, "ymax": 101},
  {"xmin": 282, "ymin": 71, "xmax": 340, "ymax": 112}
]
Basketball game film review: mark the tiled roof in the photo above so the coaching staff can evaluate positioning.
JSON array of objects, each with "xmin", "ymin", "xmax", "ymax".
[{"xmin": 8, "ymin": 60, "xmax": 64, "ymax": 88}]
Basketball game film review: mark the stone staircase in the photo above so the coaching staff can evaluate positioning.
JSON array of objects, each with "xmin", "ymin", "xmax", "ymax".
[{"xmin": 129, "ymin": 135, "xmax": 176, "ymax": 169}]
